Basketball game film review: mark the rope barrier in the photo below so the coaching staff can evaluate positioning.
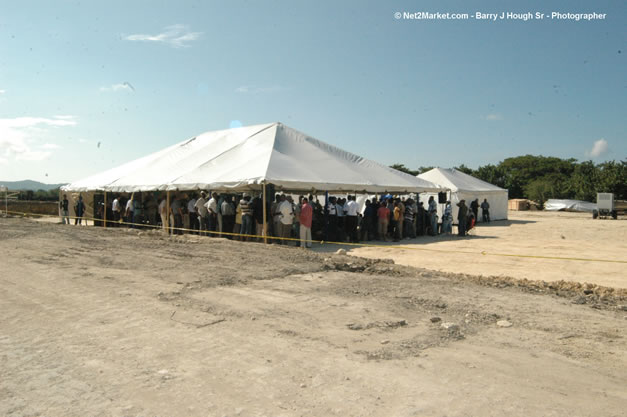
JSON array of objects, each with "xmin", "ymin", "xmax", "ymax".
[{"xmin": 3, "ymin": 209, "xmax": 627, "ymax": 265}]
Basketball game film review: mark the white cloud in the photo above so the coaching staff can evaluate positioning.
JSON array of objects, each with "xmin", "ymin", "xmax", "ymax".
[
  {"xmin": 484, "ymin": 114, "xmax": 503, "ymax": 121},
  {"xmin": 586, "ymin": 138, "xmax": 609, "ymax": 158},
  {"xmin": 42, "ymin": 143, "xmax": 61, "ymax": 150},
  {"xmin": 100, "ymin": 82, "xmax": 135, "ymax": 92},
  {"xmin": 235, "ymin": 85, "xmax": 283, "ymax": 94},
  {"xmin": 0, "ymin": 116, "xmax": 77, "ymax": 162},
  {"xmin": 124, "ymin": 24, "xmax": 202, "ymax": 48},
  {"xmin": 0, "ymin": 89, "xmax": 5, "ymax": 94}
]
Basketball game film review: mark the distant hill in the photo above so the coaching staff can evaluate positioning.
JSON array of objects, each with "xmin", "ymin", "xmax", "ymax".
[{"xmin": 0, "ymin": 180, "xmax": 67, "ymax": 191}]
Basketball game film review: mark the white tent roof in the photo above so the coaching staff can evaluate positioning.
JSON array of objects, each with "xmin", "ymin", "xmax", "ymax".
[
  {"xmin": 417, "ymin": 167, "xmax": 506, "ymax": 193},
  {"xmin": 62, "ymin": 122, "xmax": 442, "ymax": 194}
]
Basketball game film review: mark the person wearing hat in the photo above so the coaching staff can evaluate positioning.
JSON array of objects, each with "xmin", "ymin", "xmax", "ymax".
[{"xmin": 457, "ymin": 199, "xmax": 468, "ymax": 236}]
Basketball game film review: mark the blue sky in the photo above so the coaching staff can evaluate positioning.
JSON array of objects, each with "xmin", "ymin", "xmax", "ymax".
[{"xmin": 1, "ymin": 0, "xmax": 625, "ymax": 183}]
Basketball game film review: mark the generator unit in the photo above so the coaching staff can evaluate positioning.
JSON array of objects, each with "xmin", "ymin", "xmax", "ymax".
[{"xmin": 593, "ymin": 193, "xmax": 617, "ymax": 219}]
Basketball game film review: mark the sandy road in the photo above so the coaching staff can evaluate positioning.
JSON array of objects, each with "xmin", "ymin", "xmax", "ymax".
[
  {"xmin": 340, "ymin": 211, "xmax": 627, "ymax": 288},
  {"xmin": 1, "ymin": 217, "xmax": 626, "ymax": 417}
]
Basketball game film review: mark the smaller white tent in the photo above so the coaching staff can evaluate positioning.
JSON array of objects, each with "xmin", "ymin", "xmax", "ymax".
[{"xmin": 417, "ymin": 168, "xmax": 508, "ymax": 223}]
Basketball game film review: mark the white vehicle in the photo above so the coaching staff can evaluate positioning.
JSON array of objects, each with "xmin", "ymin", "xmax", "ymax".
[{"xmin": 593, "ymin": 193, "xmax": 617, "ymax": 219}]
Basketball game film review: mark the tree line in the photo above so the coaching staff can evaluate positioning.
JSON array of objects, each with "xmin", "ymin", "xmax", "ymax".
[
  {"xmin": 15, "ymin": 189, "xmax": 61, "ymax": 202},
  {"xmin": 391, "ymin": 155, "xmax": 627, "ymax": 205}
]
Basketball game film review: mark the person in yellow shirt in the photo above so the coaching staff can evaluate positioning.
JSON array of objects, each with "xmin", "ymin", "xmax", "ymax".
[{"xmin": 392, "ymin": 201, "xmax": 401, "ymax": 242}]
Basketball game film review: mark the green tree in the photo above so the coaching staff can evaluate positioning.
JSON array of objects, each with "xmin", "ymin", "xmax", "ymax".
[
  {"xmin": 524, "ymin": 179, "xmax": 556, "ymax": 208},
  {"xmin": 454, "ymin": 164, "xmax": 474, "ymax": 175},
  {"xmin": 567, "ymin": 161, "xmax": 598, "ymax": 201},
  {"xmin": 474, "ymin": 164, "xmax": 506, "ymax": 189},
  {"xmin": 389, "ymin": 164, "xmax": 420, "ymax": 176},
  {"xmin": 596, "ymin": 160, "xmax": 627, "ymax": 200}
]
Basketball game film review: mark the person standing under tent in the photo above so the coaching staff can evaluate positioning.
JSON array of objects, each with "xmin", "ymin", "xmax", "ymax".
[
  {"xmin": 112, "ymin": 195, "xmax": 122, "ymax": 227},
  {"xmin": 74, "ymin": 195, "xmax": 86, "ymax": 225},
  {"xmin": 187, "ymin": 194, "xmax": 198, "ymax": 234},
  {"xmin": 290, "ymin": 196, "xmax": 300, "ymax": 239},
  {"xmin": 132, "ymin": 192, "xmax": 143, "ymax": 228},
  {"xmin": 170, "ymin": 195, "xmax": 184, "ymax": 235},
  {"xmin": 392, "ymin": 201, "xmax": 401, "ymax": 242},
  {"xmin": 145, "ymin": 194, "xmax": 158, "ymax": 227},
  {"xmin": 252, "ymin": 195, "xmax": 264, "ymax": 242},
  {"xmin": 205, "ymin": 192, "xmax": 219, "ymax": 236},
  {"xmin": 428, "ymin": 196, "xmax": 438, "ymax": 236},
  {"xmin": 403, "ymin": 198, "xmax": 416, "ymax": 239},
  {"xmin": 221, "ymin": 195, "xmax": 235, "ymax": 239},
  {"xmin": 272, "ymin": 194, "xmax": 283, "ymax": 243},
  {"xmin": 240, "ymin": 194, "xmax": 254, "ymax": 241},
  {"xmin": 481, "ymin": 199, "xmax": 490, "ymax": 223},
  {"xmin": 441, "ymin": 201, "xmax": 453, "ymax": 234},
  {"xmin": 411, "ymin": 198, "xmax": 418, "ymax": 237},
  {"xmin": 125, "ymin": 194, "xmax": 134, "ymax": 228},
  {"xmin": 377, "ymin": 201, "xmax": 390, "ymax": 241},
  {"xmin": 299, "ymin": 197, "xmax": 313, "ymax": 248},
  {"xmin": 278, "ymin": 195, "xmax": 294, "ymax": 245},
  {"xmin": 195, "ymin": 191, "xmax": 208, "ymax": 234},
  {"xmin": 158, "ymin": 197, "xmax": 167, "ymax": 231},
  {"xmin": 60, "ymin": 194, "xmax": 70, "ymax": 224},
  {"xmin": 471, "ymin": 199, "xmax": 479, "ymax": 223},
  {"xmin": 336, "ymin": 198, "xmax": 346, "ymax": 242},
  {"xmin": 363, "ymin": 199, "xmax": 376, "ymax": 241},
  {"xmin": 416, "ymin": 201, "xmax": 425, "ymax": 236},
  {"xmin": 216, "ymin": 193, "xmax": 225, "ymax": 234},
  {"xmin": 326, "ymin": 196, "xmax": 338, "ymax": 241},
  {"xmin": 457, "ymin": 199, "xmax": 468, "ymax": 237},
  {"xmin": 345, "ymin": 195, "xmax": 359, "ymax": 243},
  {"xmin": 397, "ymin": 198, "xmax": 405, "ymax": 239}
]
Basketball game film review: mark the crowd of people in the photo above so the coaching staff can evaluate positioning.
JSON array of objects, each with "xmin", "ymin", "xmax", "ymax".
[{"xmin": 67, "ymin": 191, "xmax": 492, "ymax": 246}]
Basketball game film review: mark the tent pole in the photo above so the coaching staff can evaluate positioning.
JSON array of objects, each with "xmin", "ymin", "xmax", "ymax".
[
  {"xmin": 104, "ymin": 191, "xmax": 107, "ymax": 228},
  {"xmin": 166, "ymin": 190, "xmax": 171, "ymax": 234},
  {"xmin": 262, "ymin": 182, "xmax": 267, "ymax": 244}
]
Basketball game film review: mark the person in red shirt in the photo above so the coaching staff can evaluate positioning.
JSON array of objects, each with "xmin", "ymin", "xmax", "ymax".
[
  {"xmin": 299, "ymin": 197, "xmax": 313, "ymax": 248},
  {"xmin": 377, "ymin": 201, "xmax": 390, "ymax": 241}
]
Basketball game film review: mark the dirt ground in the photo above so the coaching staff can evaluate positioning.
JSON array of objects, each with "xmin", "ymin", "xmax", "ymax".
[
  {"xmin": 340, "ymin": 211, "xmax": 627, "ymax": 289},
  {"xmin": 1, "ymin": 216, "xmax": 626, "ymax": 417}
]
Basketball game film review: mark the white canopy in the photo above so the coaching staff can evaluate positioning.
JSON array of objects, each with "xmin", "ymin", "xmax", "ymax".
[
  {"xmin": 417, "ymin": 167, "xmax": 509, "ymax": 223},
  {"xmin": 62, "ymin": 122, "xmax": 442, "ymax": 194}
]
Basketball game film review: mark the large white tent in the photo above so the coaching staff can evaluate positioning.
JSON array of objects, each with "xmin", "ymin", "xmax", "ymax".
[
  {"xmin": 63, "ymin": 122, "xmax": 442, "ymax": 194},
  {"xmin": 417, "ymin": 168, "xmax": 508, "ymax": 223}
]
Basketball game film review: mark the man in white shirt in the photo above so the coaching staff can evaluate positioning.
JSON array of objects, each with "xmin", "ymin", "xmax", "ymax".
[
  {"xmin": 187, "ymin": 195, "xmax": 198, "ymax": 234},
  {"xmin": 159, "ymin": 197, "xmax": 167, "ymax": 231},
  {"xmin": 204, "ymin": 193, "xmax": 218, "ymax": 236},
  {"xmin": 125, "ymin": 196, "xmax": 133, "ymax": 228},
  {"xmin": 112, "ymin": 195, "xmax": 121, "ymax": 227},
  {"xmin": 345, "ymin": 195, "xmax": 359, "ymax": 243},
  {"xmin": 278, "ymin": 196, "xmax": 294, "ymax": 245}
]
